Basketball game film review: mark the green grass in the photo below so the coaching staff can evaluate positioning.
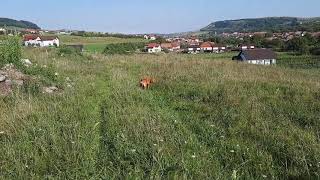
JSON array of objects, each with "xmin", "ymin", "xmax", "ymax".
[
  {"xmin": 59, "ymin": 35, "xmax": 147, "ymax": 53},
  {"xmin": 0, "ymin": 48, "xmax": 320, "ymax": 179}
]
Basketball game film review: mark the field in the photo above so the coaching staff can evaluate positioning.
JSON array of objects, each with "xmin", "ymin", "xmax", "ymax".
[
  {"xmin": 1, "ymin": 42, "xmax": 320, "ymax": 179},
  {"xmin": 59, "ymin": 35, "xmax": 147, "ymax": 53}
]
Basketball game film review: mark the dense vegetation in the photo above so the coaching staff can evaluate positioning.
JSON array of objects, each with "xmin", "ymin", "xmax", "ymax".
[
  {"xmin": 0, "ymin": 36, "xmax": 22, "ymax": 67},
  {"xmin": 201, "ymin": 17, "xmax": 320, "ymax": 33},
  {"xmin": 0, "ymin": 18, "xmax": 40, "ymax": 29}
]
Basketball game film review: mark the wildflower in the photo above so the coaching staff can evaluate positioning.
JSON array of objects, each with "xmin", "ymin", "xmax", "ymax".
[
  {"xmin": 153, "ymin": 144, "xmax": 157, "ymax": 146},
  {"xmin": 0, "ymin": 131, "xmax": 4, "ymax": 134},
  {"xmin": 210, "ymin": 124, "xmax": 215, "ymax": 127},
  {"xmin": 220, "ymin": 135, "xmax": 225, "ymax": 138},
  {"xmin": 262, "ymin": 175, "xmax": 267, "ymax": 178},
  {"xmin": 160, "ymin": 139, "xmax": 164, "ymax": 142},
  {"xmin": 184, "ymin": 141, "xmax": 187, "ymax": 144},
  {"xmin": 55, "ymin": 72, "xmax": 59, "ymax": 76},
  {"xmin": 71, "ymin": 141, "xmax": 75, "ymax": 144},
  {"xmin": 191, "ymin": 154, "xmax": 196, "ymax": 158},
  {"xmin": 230, "ymin": 150, "xmax": 235, "ymax": 153}
]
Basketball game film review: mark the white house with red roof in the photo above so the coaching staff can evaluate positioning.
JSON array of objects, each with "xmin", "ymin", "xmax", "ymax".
[
  {"xmin": 146, "ymin": 43, "xmax": 161, "ymax": 53},
  {"xmin": 23, "ymin": 34, "xmax": 60, "ymax": 47}
]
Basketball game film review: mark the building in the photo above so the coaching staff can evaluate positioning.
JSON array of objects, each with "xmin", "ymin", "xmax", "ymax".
[
  {"xmin": 233, "ymin": 49, "xmax": 277, "ymax": 65},
  {"xmin": 240, "ymin": 45, "xmax": 255, "ymax": 50},
  {"xmin": 200, "ymin": 42, "xmax": 215, "ymax": 52},
  {"xmin": 171, "ymin": 42, "xmax": 181, "ymax": 51},
  {"xmin": 161, "ymin": 43, "xmax": 173, "ymax": 51},
  {"xmin": 146, "ymin": 43, "xmax": 161, "ymax": 53},
  {"xmin": 144, "ymin": 35, "xmax": 157, "ymax": 40},
  {"xmin": 187, "ymin": 45, "xmax": 201, "ymax": 54},
  {"xmin": 23, "ymin": 35, "xmax": 60, "ymax": 47}
]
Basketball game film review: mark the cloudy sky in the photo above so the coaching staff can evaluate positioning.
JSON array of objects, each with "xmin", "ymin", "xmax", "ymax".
[{"xmin": 1, "ymin": 0, "xmax": 320, "ymax": 33}]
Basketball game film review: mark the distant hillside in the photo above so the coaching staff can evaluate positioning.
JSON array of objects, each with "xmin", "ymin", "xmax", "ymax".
[
  {"xmin": 201, "ymin": 17, "xmax": 320, "ymax": 33},
  {"xmin": 0, "ymin": 18, "xmax": 40, "ymax": 29}
]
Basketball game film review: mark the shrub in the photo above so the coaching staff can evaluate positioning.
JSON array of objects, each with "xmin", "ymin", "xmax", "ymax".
[
  {"xmin": 0, "ymin": 36, "xmax": 22, "ymax": 67},
  {"xmin": 57, "ymin": 45, "xmax": 82, "ymax": 57}
]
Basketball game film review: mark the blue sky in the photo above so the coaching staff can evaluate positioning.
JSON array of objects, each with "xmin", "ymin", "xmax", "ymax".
[{"xmin": 1, "ymin": 0, "xmax": 320, "ymax": 34}]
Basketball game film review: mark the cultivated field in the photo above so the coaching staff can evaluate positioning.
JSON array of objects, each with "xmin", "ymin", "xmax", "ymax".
[
  {"xmin": 0, "ymin": 45, "xmax": 320, "ymax": 179},
  {"xmin": 59, "ymin": 35, "xmax": 147, "ymax": 53}
]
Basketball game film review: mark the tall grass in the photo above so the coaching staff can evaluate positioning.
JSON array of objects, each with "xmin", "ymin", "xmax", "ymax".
[{"xmin": 0, "ymin": 49, "xmax": 319, "ymax": 179}]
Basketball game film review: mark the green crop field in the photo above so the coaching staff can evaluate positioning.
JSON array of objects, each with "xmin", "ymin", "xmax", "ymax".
[
  {"xmin": 59, "ymin": 35, "xmax": 147, "ymax": 53},
  {"xmin": 1, "ymin": 38, "xmax": 320, "ymax": 179}
]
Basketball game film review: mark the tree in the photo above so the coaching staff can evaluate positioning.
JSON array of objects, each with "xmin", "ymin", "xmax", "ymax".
[{"xmin": 286, "ymin": 37, "xmax": 309, "ymax": 54}]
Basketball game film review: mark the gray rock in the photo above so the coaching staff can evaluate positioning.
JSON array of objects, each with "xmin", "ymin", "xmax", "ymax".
[
  {"xmin": 13, "ymin": 80, "xmax": 24, "ymax": 86},
  {"xmin": 21, "ymin": 59, "xmax": 32, "ymax": 66},
  {"xmin": 0, "ymin": 75, "xmax": 6, "ymax": 82},
  {"xmin": 43, "ymin": 86, "xmax": 59, "ymax": 94}
]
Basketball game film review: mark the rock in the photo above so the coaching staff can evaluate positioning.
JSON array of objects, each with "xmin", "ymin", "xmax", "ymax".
[
  {"xmin": 5, "ymin": 80, "xmax": 12, "ymax": 86},
  {"xmin": 0, "ymin": 81, "xmax": 12, "ymax": 96},
  {"xmin": 21, "ymin": 59, "xmax": 32, "ymax": 67},
  {"xmin": 12, "ymin": 80, "xmax": 24, "ymax": 86},
  {"xmin": 43, "ymin": 86, "xmax": 58, "ymax": 94},
  {"xmin": 0, "ymin": 75, "xmax": 6, "ymax": 82}
]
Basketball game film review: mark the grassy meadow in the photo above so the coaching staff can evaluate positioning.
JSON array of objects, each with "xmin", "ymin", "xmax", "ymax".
[
  {"xmin": 0, "ymin": 43, "xmax": 320, "ymax": 179},
  {"xmin": 59, "ymin": 35, "xmax": 147, "ymax": 53}
]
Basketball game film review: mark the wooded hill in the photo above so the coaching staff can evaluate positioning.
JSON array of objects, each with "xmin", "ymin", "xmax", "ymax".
[
  {"xmin": 201, "ymin": 17, "xmax": 320, "ymax": 33},
  {"xmin": 0, "ymin": 17, "xmax": 40, "ymax": 29}
]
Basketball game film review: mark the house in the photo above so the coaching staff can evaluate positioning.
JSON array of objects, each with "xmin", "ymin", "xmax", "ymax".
[
  {"xmin": 161, "ymin": 43, "xmax": 173, "ymax": 51},
  {"xmin": 23, "ymin": 29, "xmax": 39, "ymax": 34},
  {"xmin": 160, "ymin": 42, "xmax": 181, "ymax": 52},
  {"xmin": 150, "ymin": 35, "xmax": 157, "ymax": 41},
  {"xmin": 218, "ymin": 44, "xmax": 226, "ymax": 52},
  {"xmin": 200, "ymin": 42, "xmax": 215, "ymax": 52},
  {"xmin": 171, "ymin": 42, "xmax": 181, "ymax": 51},
  {"xmin": 0, "ymin": 28, "xmax": 6, "ymax": 35},
  {"xmin": 23, "ymin": 34, "xmax": 60, "ymax": 47},
  {"xmin": 240, "ymin": 45, "xmax": 255, "ymax": 50},
  {"xmin": 146, "ymin": 43, "xmax": 161, "ymax": 53},
  {"xmin": 233, "ymin": 49, "xmax": 277, "ymax": 65},
  {"xmin": 187, "ymin": 45, "xmax": 201, "ymax": 54}
]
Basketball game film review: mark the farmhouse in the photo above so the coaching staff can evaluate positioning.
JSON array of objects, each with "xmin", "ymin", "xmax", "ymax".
[
  {"xmin": 240, "ymin": 44, "xmax": 255, "ymax": 50},
  {"xmin": 146, "ymin": 43, "xmax": 161, "ymax": 53},
  {"xmin": 200, "ymin": 42, "xmax": 226, "ymax": 53},
  {"xmin": 200, "ymin": 42, "xmax": 215, "ymax": 52},
  {"xmin": 233, "ymin": 49, "xmax": 277, "ymax": 65},
  {"xmin": 187, "ymin": 45, "xmax": 201, "ymax": 53},
  {"xmin": 23, "ymin": 35, "xmax": 60, "ymax": 47},
  {"xmin": 160, "ymin": 42, "xmax": 181, "ymax": 52}
]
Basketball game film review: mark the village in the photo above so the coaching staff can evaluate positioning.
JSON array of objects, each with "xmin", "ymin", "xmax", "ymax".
[{"xmin": 7, "ymin": 28, "xmax": 319, "ymax": 66}]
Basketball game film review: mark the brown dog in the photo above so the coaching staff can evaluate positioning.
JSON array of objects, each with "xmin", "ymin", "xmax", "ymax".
[{"xmin": 140, "ymin": 77, "xmax": 155, "ymax": 89}]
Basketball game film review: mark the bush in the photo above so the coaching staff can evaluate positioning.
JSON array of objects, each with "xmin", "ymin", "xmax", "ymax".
[
  {"xmin": 103, "ymin": 42, "xmax": 145, "ymax": 55},
  {"xmin": 0, "ymin": 36, "xmax": 22, "ymax": 67},
  {"xmin": 57, "ymin": 45, "xmax": 82, "ymax": 57},
  {"xmin": 310, "ymin": 47, "xmax": 320, "ymax": 55}
]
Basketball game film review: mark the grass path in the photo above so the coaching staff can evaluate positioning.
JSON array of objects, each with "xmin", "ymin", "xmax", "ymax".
[{"xmin": 1, "ymin": 51, "xmax": 320, "ymax": 179}]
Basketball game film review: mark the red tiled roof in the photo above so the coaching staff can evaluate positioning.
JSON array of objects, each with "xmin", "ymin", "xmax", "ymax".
[
  {"xmin": 200, "ymin": 42, "xmax": 215, "ymax": 48},
  {"xmin": 147, "ymin": 43, "xmax": 160, "ymax": 48},
  {"xmin": 23, "ymin": 34, "xmax": 58, "ymax": 41}
]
